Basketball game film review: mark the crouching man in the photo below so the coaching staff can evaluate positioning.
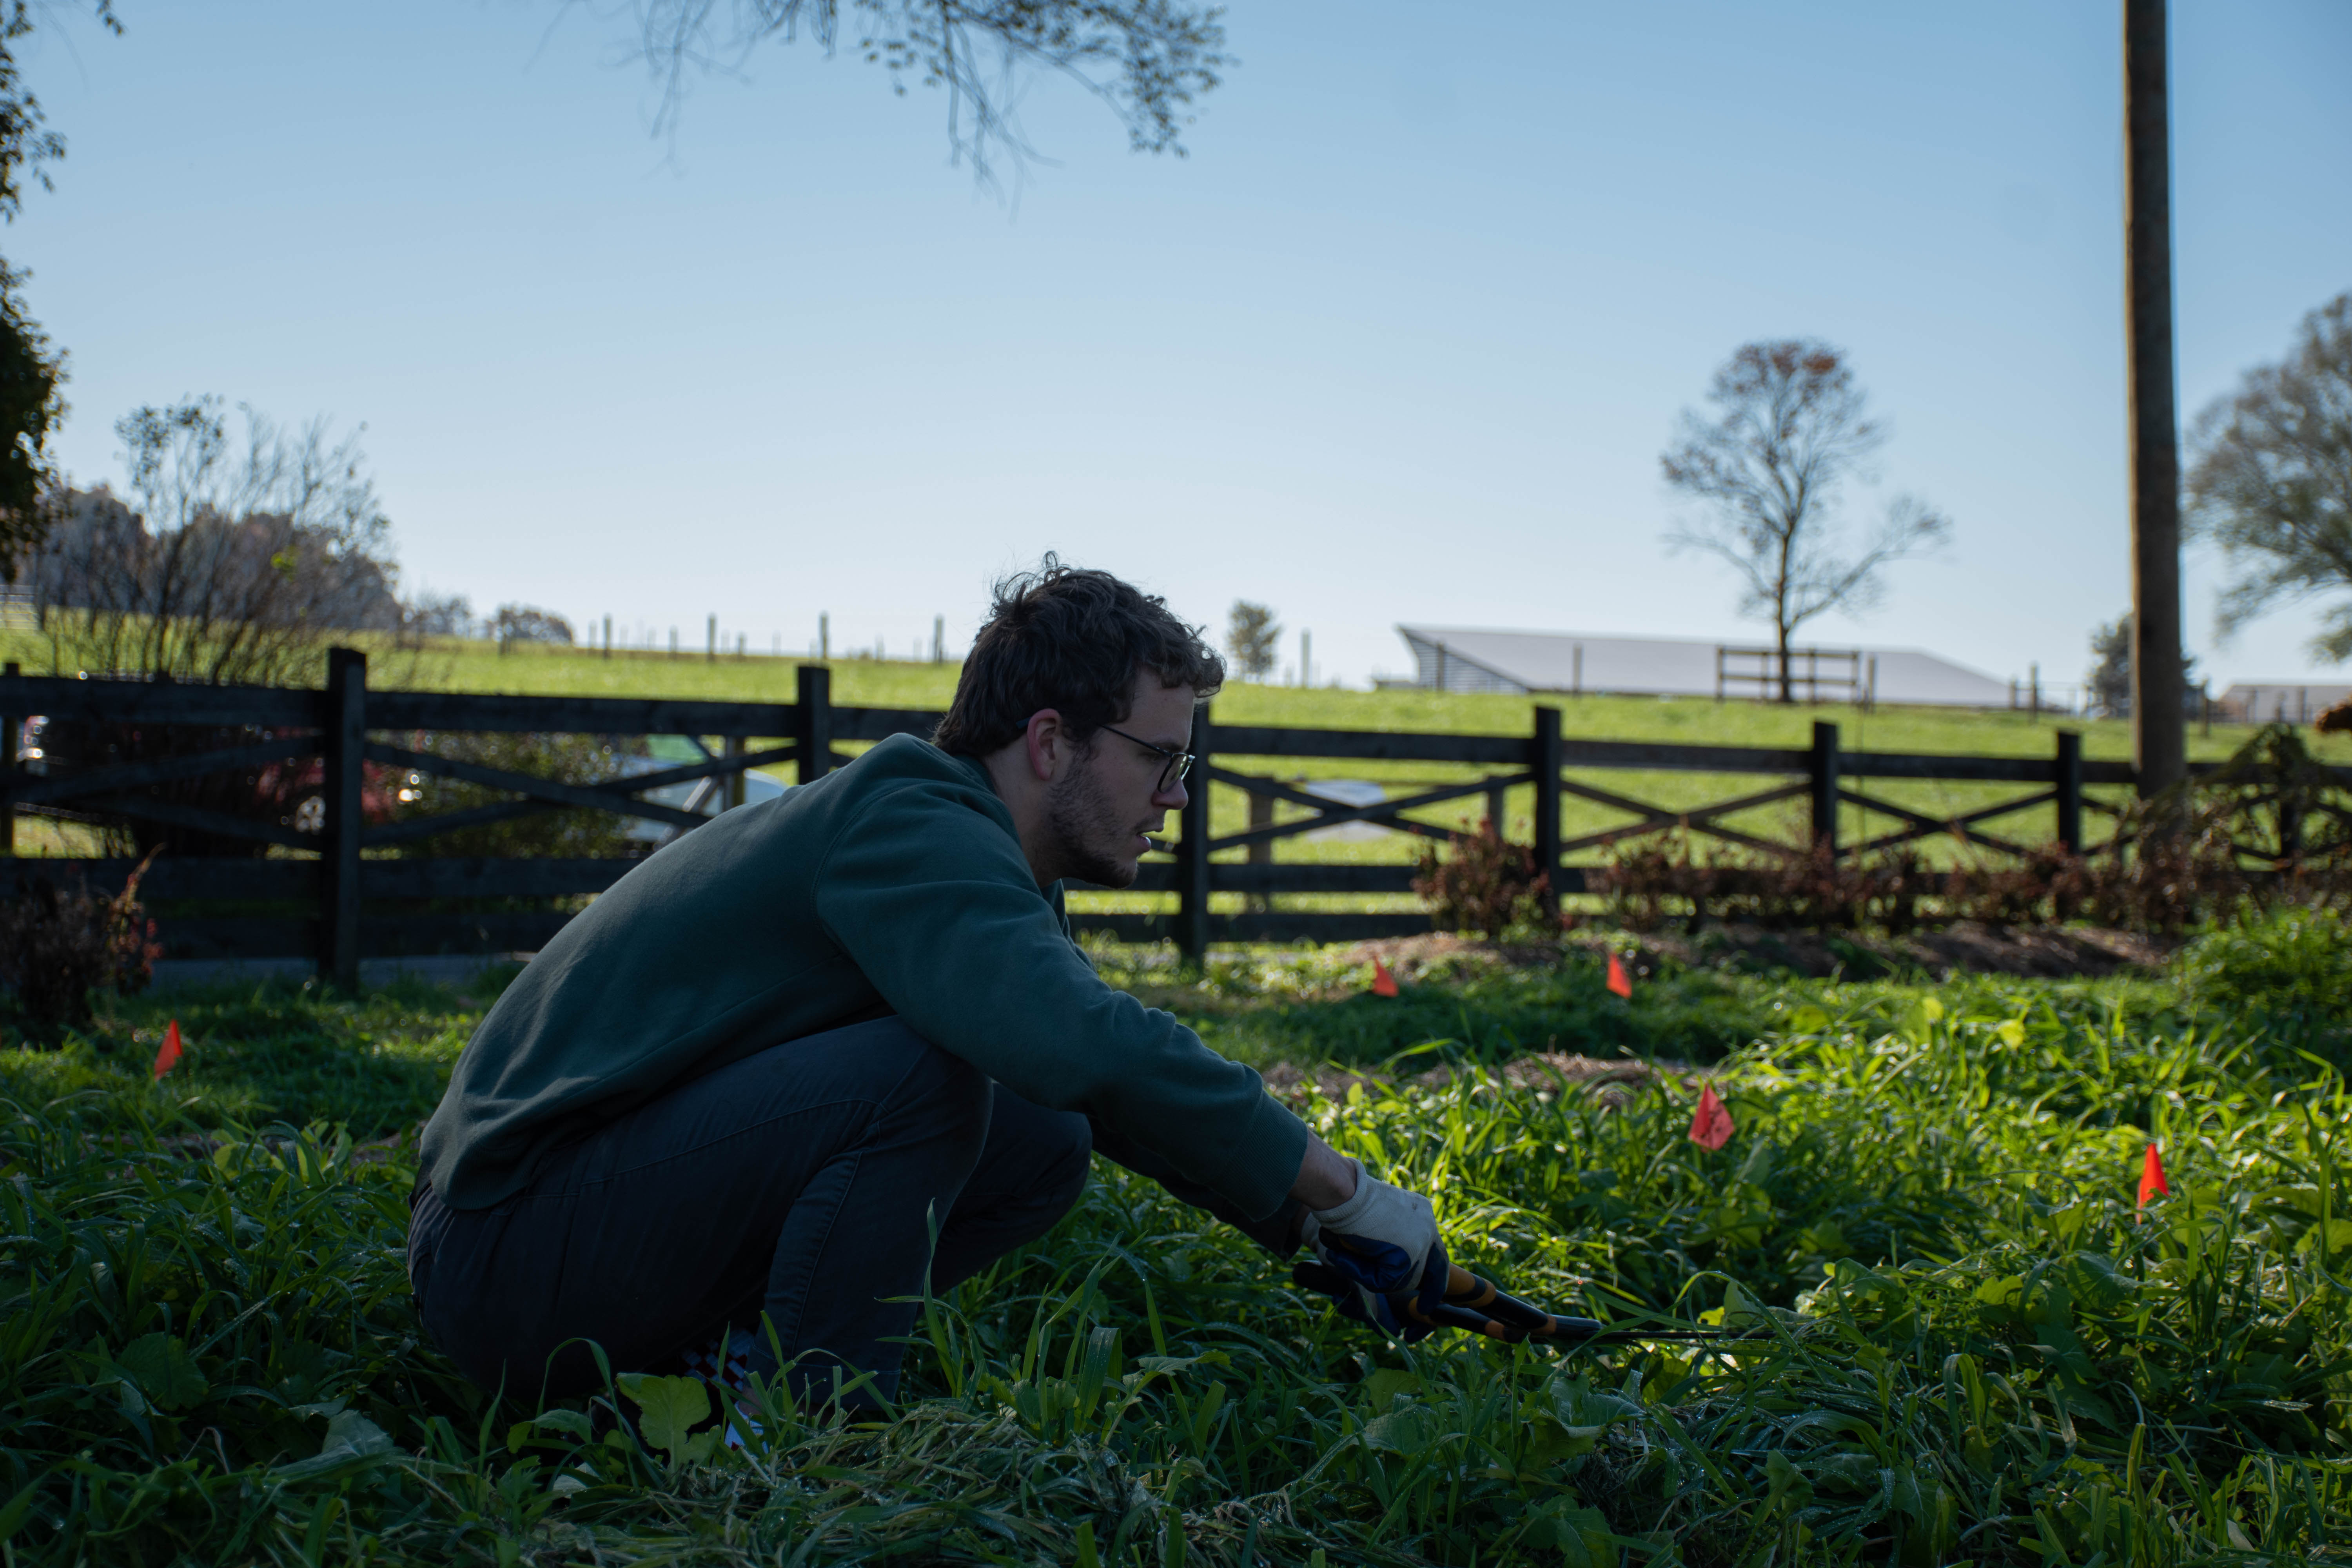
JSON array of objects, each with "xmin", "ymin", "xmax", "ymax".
[{"xmin": 408, "ymin": 561, "xmax": 1442, "ymax": 1406}]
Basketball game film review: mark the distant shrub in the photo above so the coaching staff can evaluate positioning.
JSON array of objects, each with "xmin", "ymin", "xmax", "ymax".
[
  {"xmin": 491, "ymin": 604, "xmax": 573, "ymax": 647},
  {"xmin": 0, "ymin": 857, "xmax": 160, "ymax": 1034},
  {"xmin": 1413, "ymin": 828, "xmax": 1559, "ymax": 938},
  {"xmin": 1597, "ymin": 835, "xmax": 1931, "ymax": 934}
]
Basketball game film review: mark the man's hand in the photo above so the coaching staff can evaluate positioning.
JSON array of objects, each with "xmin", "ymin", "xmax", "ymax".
[{"xmin": 1287, "ymin": 1137, "xmax": 1447, "ymax": 1338}]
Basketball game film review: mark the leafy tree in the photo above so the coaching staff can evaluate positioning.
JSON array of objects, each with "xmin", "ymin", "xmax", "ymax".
[
  {"xmin": 2186, "ymin": 292, "xmax": 2352, "ymax": 662},
  {"xmin": 617, "ymin": 0, "xmax": 1226, "ymax": 185},
  {"xmin": 0, "ymin": 260, "xmax": 60, "ymax": 577},
  {"xmin": 0, "ymin": 2, "xmax": 122, "ymax": 577},
  {"xmin": 1225, "ymin": 599, "xmax": 1278, "ymax": 682},
  {"xmin": 2086, "ymin": 611, "xmax": 2199, "ymax": 720},
  {"xmin": 1662, "ymin": 340, "xmax": 1950, "ymax": 703}
]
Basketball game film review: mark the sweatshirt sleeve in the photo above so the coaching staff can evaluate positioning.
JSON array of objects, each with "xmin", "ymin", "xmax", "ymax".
[{"xmin": 813, "ymin": 778, "xmax": 1310, "ymax": 1222}]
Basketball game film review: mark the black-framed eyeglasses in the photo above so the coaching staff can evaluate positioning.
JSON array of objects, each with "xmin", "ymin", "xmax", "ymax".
[{"xmin": 1099, "ymin": 724, "xmax": 1195, "ymax": 791}]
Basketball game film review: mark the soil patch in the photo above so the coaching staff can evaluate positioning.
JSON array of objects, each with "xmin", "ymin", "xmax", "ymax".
[
  {"xmin": 1263, "ymin": 1051, "xmax": 1680, "ymax": 1107},
  {"xmin": 1338, "ymin": 921, "xmax": 2175, "ymax": 984}
]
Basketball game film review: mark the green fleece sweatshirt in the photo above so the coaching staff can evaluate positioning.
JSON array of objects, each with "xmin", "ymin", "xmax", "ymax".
[{"xmin": 417, "ymin": 734, "xmax": 1310, "ymax": 1221}]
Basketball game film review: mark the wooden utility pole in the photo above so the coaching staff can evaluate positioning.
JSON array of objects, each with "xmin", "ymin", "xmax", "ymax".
[{"xmin": 2125, "ymin": 0, "xmax": 2185, "ymax": 797}]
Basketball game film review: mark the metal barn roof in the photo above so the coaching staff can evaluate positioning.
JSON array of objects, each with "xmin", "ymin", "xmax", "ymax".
[{"xmin": 1394, "ymin": 626, "xmax": 2012, "ymax": 708}]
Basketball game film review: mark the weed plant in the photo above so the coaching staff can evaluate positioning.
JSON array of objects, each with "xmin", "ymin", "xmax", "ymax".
[{"xmin": 0, "ymin": 939, "xmax": 2346, "ymax": 1564}]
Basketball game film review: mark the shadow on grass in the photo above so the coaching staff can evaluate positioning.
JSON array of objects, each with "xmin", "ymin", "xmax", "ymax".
[
  {"xmin": 0, "ymin": 966, "xmax": 523, "ymax": 1139},
  {"xmin": 1113, "ymin": 947, "xmax": 1784, "ymax": 1072}
]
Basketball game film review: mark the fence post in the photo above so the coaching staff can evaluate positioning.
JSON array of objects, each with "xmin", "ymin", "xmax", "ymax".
[
  {"xmin": 1532, "ymin": 706, "xmax": 1562, "ymax": 912},
  {"xmin": 724, "ymin": 734, "xmax": 746, "ymax": 810},
  {"xmin": 795, "ymin": 664, "xmax": 833, "ymax": 783},
  {"xmin": 2056, "ymin": 730, "xmax": 2083, "ymax": 855},
  {"xmin": 1809, "ymin": 719, "xmax": 1840, "ymax": 857},
  {"xmin": 1177, "ymin": 704, "xmax": 1214, "ymax": 961},
  {"xmin": 1, "ymin": 660, "xmax": 18, "ymax": 857},
  {"xmin": 321, "ymin": 647, "xmax": 367, "ymax": 987},
  {"xmin": 1245, "ymin": 785, "xmax": 1272, "ymax": 914}
]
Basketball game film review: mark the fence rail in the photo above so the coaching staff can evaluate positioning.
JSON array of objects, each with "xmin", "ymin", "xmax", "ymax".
[{"xmin": 5, "ymin": 652, "xmax": 2341, "ymax": 979}]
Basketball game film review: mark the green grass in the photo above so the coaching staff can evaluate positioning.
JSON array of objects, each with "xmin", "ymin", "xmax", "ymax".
[{"xmin": 3, "ymin": 911, "xmax": 2348, "ymax": 1563}]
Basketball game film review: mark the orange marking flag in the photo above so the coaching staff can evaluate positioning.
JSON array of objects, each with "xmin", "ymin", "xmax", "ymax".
[
  {"xmin": 1688, "ymin": 1082, "xmax": 1735, "ymax": 1151},
  {"xmin": 2138, "ymin": 1143, "xmax": 2169, "ymax": 1207},
  {"xmin": 1606, "ymin": 951, "xmax": 1633, "ymax": 999},
  {"xmin": 152, "ymin": 1019, "xmax": 184, "ymax": 1080},
  {"xmin": 1370, "ymin": 959, "xmax": 1400, "ymax": 998}
]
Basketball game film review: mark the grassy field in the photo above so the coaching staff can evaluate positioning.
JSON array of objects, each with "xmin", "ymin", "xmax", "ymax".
[{"xmin": 2, "ymin": 908, "xmax": 2348, "ymax": 1563}]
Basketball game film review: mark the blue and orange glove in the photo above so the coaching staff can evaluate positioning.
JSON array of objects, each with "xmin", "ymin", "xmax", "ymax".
[{"xmin": 1294, "ymin": 1158, "xmax": 1448, "ymax": 1341}]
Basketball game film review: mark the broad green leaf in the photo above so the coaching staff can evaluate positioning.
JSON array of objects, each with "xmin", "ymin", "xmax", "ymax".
[
  {"xmin": 1788, "ymin": 1005, "xmax": 1830, "ymax": 1033},
  {"xmin": 618, "ymin": 1373, "xmax": 711, "ymax": 1466},
  {"xmin": 2299, "ymin": 1218, "xmax": 2352, "ymax": 1256},
  {"xmin": 1552, "ymin": 1505, "xmax": 1615, "ymax": 1568},
  {"xmin": 2063, "ymin": 1252, "xmax": 2136, "ymax": 1312},
  {"xmin": 1361, "ymin": 1368, "xmax": 1421, "ymax": 1410},
  {"xmin": 1764, "ymin": 1449, "xmax": 1813, "ymax": 1510},
  {"xmin": 117, "ymin": 1333, "xmax": 208, "ymax": 1412},
  {"xmin": 1359, "ymin": 1407, "xmax": 1435, "ymax": 1454},
  {"xmin": 272, "ymin": 1411, "xmax": 394, "ymax": 1481}
]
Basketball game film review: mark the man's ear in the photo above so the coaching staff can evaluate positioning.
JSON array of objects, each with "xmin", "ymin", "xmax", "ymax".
[{"xmin": 1023, "ymin": 708, "xmax": 1067, "ymax": 782}]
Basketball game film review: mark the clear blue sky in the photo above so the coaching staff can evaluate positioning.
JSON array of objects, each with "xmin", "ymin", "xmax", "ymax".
[{"xmin": 16, "ymin": 1, "xmax": 2352, "ymax": 695}]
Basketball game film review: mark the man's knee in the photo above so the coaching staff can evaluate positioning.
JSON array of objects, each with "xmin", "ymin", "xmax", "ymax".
[{"xmin": 856, "ymin": 1018, "xmax": 994, "ymax": 1164}]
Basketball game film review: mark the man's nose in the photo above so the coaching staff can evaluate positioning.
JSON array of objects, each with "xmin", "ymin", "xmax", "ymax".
[{"xmin": 1154, "ymin": 775, "xmax": 1189, "ymax": 811}]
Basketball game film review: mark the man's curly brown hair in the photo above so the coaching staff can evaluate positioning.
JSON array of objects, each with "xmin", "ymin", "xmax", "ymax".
[{"xmin": 933, "ymin": 558, "xmax": 1223, "ymax": 757}]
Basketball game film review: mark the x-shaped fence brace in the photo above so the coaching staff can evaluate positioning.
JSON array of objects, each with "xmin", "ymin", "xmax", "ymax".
[
  {"xmin": 0, "ymin": 731, "xmax": 800, "ymax": 850},
  {"xmin": 1201, "ymin": 766, "xmax": 1503, "ymax": 853},
  {"xmin": 1202, "ymin": 766, "xmax": 2088, "ymax": 865},
  {"xmin": 358, "ymin": 740, "xmax": 796, "ymax": 848},
  {"xmin": 1555, "ymin": 778, "xmax": 1808, "ymax": 857},
  {"xmin": 1839, "ymin": 785, "xmax": 2056, "ymax": 859},
  {"xmin": 2, "ymin": 735, "xmax": 328, "ymax": 851}
]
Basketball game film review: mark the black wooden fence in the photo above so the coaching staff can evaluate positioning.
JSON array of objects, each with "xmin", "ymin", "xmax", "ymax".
[{"xmin": 0, "ymin": 650, "xmax": 2231, "ymax": 981}]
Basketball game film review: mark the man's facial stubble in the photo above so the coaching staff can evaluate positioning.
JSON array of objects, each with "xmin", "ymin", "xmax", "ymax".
[{"xmin": 1042, "ymin": 740, "xmax": 1143, "ymax": 890}]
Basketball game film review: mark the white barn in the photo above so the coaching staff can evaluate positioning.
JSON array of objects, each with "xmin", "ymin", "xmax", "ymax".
[
  {"xmin": 2218, "ymin": 683, "xmax": 2351, "ymax": 724},
  {"xmin": 1393, "ymin": 626, "xmax": 2012, "ymax": 708}
]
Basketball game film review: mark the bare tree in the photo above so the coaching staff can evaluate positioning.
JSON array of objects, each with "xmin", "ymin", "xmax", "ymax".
[
  {"xmin": 404, "ymin": 589, "xmax": 479, "ymax": 639},
  {"xmin": 2186, "ymin": 292, "xmax": 2352, "ymax": 663},
  {"xmin": 608, "ymin": 0, "xmax": 1228, "ymax": 189},
  {"xmin": 1225, "ymin": 599, "xmax": 1278, "ymax": 682},
  {"xmin": 27, "ymin": 398, "xmax": 404, "ymax": 684},
  {"xmin": 492, "ymin": 603, "xmax": 575, "ymax": 650},
  {"xmin": 1661, "ymin": 341, "xmax": 1950, "ymax": 702}
]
